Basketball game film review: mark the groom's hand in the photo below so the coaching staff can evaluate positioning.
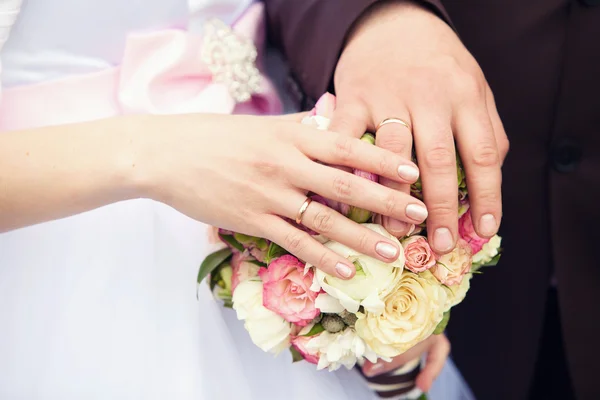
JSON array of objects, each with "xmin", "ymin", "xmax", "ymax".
[
  {"xmin": 330, "ymin": 0, "xmax": 508, "ymax": 253},
  {"xmin": 362, "ymin": 334, "xmax": 451, "ymax": 392}
]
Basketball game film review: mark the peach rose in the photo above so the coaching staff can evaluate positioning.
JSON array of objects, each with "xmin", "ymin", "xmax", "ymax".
[
  {"xmin": 259, "ymin": 255, "xmax": 320, "ymax": 326},
  {"xmin": 401, "ymin": 235, "xmax": 437, "ymax": 273},
  {"xmin": 231, "ymin": 252, "xmax": 260, "ymax": 294},
  {"xmin": 431, "ymin": 239, "xmax": 473, "ymax": 286},
  {"xmin": 458, "ymin": 210, "xmax": 490, "ymax": 254}
]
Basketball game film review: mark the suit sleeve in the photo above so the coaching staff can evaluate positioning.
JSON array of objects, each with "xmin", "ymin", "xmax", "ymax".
[{"xmin": 264, "ymin": 0, "xmax": 453, "ymax": 106}]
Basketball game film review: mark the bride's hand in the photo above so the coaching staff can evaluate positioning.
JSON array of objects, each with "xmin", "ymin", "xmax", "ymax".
[{"xmin": 139, "ymin": 113, "xmax": 426, "ymax": 278}]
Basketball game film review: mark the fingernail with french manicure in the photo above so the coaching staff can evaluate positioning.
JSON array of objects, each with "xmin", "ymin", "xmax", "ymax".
[
  {"xmin": 433, "ymin": 227, "xmax": 454, "ymax": 252},
  {"xmin": 335, "ymin": 263, "xmax": 354, "ymax": 278},
  {"xmin": 397, "ymin": 165, "xmax": 419, "ymax": 181},
  {"xmin": 406, "ymin": 204, "xmax": 428, "ymax": 221},
  {"xmin": 376, "ymin": 241, "xmax": 399, "ymax": 259},
  {"xmin": 479, "ymin": 214, "xmax": 497, "ymax": 237}
]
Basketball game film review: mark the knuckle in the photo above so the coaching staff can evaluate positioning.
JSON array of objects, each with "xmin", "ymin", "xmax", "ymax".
[
  {"xmin": 383, "ymin": 192, "xmax": 399, "ymax": 216},
  {"xmin": 317, "ymin": 251, "xmax": 335, "ymax": 271},
  {"xmin": 332, "ymin": 174, "xmax": 353, "ymax": 201},
  {"xmin": 498, "ymin": 136, "xmax": 510, "ymax": 160},
  {"xmin": 283, "ymin": 231, "xmax": 309, "ymax": 254},
  {"xmin": 470, "ymin": 142, "xmax": 500, "ymax": 168},
  {"xmin": 457, "ymin": 73, "xmax": 482, "ymax": 97},
  {"xmin": 378, "ymin": 156, "xmax": 391, "ymax": 176},
  {"xmin": 332, "ymin": 136, "xmax": 355, "ymax": 163},
  {"xmin": 474, "ymin": 187, "xmax": 501, "ymax": 206},
  {"xmin": 312, "ymin": 209, "xmax": 335, "ymax": 233},
  {"xmin": 428, "ymin": 198, "xmax": 456, "ymax": 219},
  {"xmin": 357, "ymin": 230, "xmax": 371, "ymax": 252},
  {"xmin": 377, "ymin": 133, "xmax": 411, "ymax": 155},
  {"xmin": 424, "ymin": 146, "xmax": 456, "ymax": 171}
]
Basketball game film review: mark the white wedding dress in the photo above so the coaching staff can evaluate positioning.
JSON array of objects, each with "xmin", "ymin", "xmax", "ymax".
[{"xmin": 0, "ymin": 1, "xmax": 472, "ymax": 399}]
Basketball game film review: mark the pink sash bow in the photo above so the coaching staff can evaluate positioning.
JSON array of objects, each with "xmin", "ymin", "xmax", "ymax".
[{"xmin": 0, "ymin": 3, "xmax": 282, "ymax": 131}]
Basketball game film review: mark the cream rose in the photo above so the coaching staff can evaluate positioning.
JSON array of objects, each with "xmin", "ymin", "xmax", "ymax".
[
  {"xmin": 473, "ymin": 234, "xmax": 502, "ymax": 265},
  {"xmin": 308, "ymin": 224, "xmax": 405, "ymax": 314},
  {"xmin": 232, "ymin": 279, "xmax": 292, "ymax": 354},
  {"xmin": 354, "ymin": 271, "xmax": 447, "ymax": 358},
  {"xmin": 431, "ymin": 239, "xmax": 473, "ymax": 286},
  {"xmin": 442, "ymin": 272, "xmax": 472, "ymax": 311}
]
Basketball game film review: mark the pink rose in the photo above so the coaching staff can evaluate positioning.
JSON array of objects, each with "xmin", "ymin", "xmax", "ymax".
[
  {"xmin": 402, "ymin": 235, "xmax": 437, "ymax": 273},
  {"xmin": 431, "ymin": 239, "xmax": 473, "ymax": 286},
  {"xmin": 290, "ymin": 335, "xmax": 320, "ymax": 365},
  {"xmin": 311, "ymin": 92, "xmax": 336, "ymax": 119},
  {"xmin": 231, "ymin": 252, "xmax": 260, "ymax": 294},
  {"xmin": 458, "ymin": 210, "xmax": 490, "ymax": 254},
  {"xmin": 258, "ymin": 255, "xmax": 320, "ymax": 326}
]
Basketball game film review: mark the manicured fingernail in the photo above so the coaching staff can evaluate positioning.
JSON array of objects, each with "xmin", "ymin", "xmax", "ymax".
[
  {"xmin": 388, "ymin": 218, "xmax": 409, "ymax": 233},
  {"xmin": 335, "ymin": 263, "xmax": 353, "ymax": 278},
  {"xmin": 479, "ymin": 214, "xmax": 497, "ymax": 237},
  {"xmin": 433, "ymin": 228, "xmax": 454, "ymax": 252},
  {"xmin": 376, "ymin": 241, "xmax": 399, "ymax": 259},
  {"xmin": 397, "ymin": 165, "xmax": 419, "ymax": 181},
  {"xmin": 406, "ymin": 204, "xmax": 428, "ymax": 221}
]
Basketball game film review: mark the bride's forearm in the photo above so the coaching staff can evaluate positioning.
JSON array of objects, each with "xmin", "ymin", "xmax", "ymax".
[{"xmin": 0, "ymin": 115, "xmax": 152, "ymax": 232}]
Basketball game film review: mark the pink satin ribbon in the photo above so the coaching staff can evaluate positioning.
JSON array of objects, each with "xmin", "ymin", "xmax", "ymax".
[{"xmin": 0, "ymin": 3, "xmax": 282, "ymax": 132}]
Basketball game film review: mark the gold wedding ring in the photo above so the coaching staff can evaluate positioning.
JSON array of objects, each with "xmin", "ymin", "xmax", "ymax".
[
  {"xmin": 376, "ymin": 117, "xmax": 412, "ymax": 132},
  {"xmin": 295, "ymin": 198, "xmax": 313, "ymax": 225}
]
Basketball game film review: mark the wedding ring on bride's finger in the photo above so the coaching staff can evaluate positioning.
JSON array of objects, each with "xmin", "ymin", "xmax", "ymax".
[
  {"xmin": 376, "ymin": 117, "xmax": 412, "ymax": 133},
  {"xmin": 295, "ymin": 197, "xmax": 313, "ymax": 225}
]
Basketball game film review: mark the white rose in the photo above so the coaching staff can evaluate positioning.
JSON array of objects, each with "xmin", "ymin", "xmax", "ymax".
[
  {"xmin": 473, "ymin": 235, "xmax": 502, "ymax": 265},
  {"xmin": 355, "ymin": 271, "xmax": 447, "ymax": 358},
  {"xmin": 308, "ymin": 224, "xmax": 405, "ymax": 314},
  {"xmin": 304, "ymin": 329, "xmax": 380, "ymax": 371},
  {"xmin": 232, "ymin": 279, "xmax": 291, "ymax": 354}
]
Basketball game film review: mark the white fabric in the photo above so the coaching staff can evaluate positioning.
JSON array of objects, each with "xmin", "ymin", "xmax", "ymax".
[{"xmin": 0, "ymin": 1, "xmax": 473, "ymax": 399}]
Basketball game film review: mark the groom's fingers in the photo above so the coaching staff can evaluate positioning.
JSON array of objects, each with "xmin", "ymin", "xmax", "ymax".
[
  {"xmin": 373, "ymin": 106, "xmax": 415, "ymax": 237},
  {"xmin": 328, "ymin": 100, "xmax": 370, "ymax": 139},
  {"xmin": 416, "ymin": 335, "xmax": 451, "ymax": 392}
]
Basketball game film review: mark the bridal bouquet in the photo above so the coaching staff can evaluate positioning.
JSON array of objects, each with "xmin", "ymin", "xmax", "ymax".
[{"xmin": 197, "ymin": 93, "xmax": 501, "ymax": 373}]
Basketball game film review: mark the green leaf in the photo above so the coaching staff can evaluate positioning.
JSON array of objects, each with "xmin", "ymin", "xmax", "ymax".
[
  {"xmin": 289, "ymin": 346, "xmax": 304, "ymax": 363},
  {"xmin": 219, "ymin": 234, "xmax": 244, "ymax": 252},
  {"xmin": 265, "ymin": 242, "xmax": 288, "ymax": 265},
  {"xmin": 433, "ymin": 310, "xmax": 451, "ymax": 335},
  {"xmin": 197, "ymin": 248, "xmax": 232, "ymax": 285},
  {"xmin": 222, "ymin": 299, "xmax": 233, "ymax": 309},
  {"xmin": 248, "ymin": 259, "xmax": 268, "ymax": 268},
  {"xmin": 303, "ymin": 323, "xmax": 325, "ymax": 337},
  {"xmin": 416, "ymin": 393, "xmax": 429, "ymax": 400},
  {"xmin": 485, "ymin": 252, "xmax": 502, "ymax": 267},
  {"xmin": 472, "ymin": 252, "xmax": 502, "ymax": 273}
]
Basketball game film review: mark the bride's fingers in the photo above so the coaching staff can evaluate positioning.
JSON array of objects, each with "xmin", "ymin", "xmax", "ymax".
[
  {"xmin": 260, "ymin": 215, "xmax": 356, "ymax": 279},
  {"xmin": 292, "ymin": 163, "xmax": 428, "ymax": 225},
  {"xmin": 296, "ymin": 130, "xmax": 420, "ymax": 184},
  {"xmin": 269, "ymin": 112, "xmax": 311, "ymax": 122},
  {"xmin": 276, "ymin": 194, "xmax": 400, "ymax": 262}
]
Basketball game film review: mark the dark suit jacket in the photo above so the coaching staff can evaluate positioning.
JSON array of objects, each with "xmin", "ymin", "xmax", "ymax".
[{"xmin": 264, "ymin": 1, "xmax": 600, "ymax": 399}]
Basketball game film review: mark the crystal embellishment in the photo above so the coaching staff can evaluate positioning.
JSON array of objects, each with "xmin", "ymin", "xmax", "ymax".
[{"xmin": 201, "ymin": 19, "xmax": 262, "ymax": 103}]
